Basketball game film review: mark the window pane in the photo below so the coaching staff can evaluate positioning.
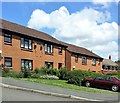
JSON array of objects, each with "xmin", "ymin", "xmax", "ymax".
[
  {"xmin": 58, "ymin": 47, "xmax": 62, "ymax": 54},
  {"xmin": 48, "ymin": 45, "xmax": 51, "ymax": 53},
  {"xmin": 25, "ymin": 61, "xmax": 29, "ymax": 69},
  {"xmin": 45, "ymin": 44, "xmax": 47, "ymax": 52},
  {"xmin": 25, "ymin": 41, "xmax": 29, "ymax": 49},
  {"xmin": 21, "ymin": 60, "xmax": 24, "ymax": 69},
  {"xmin": 5, "ymin": 58, "xmax": 12, "ymax": 67},
  {"xmin": 5, "ymin": 62, "xmax": 11, "ymax": 67},
  {"xmin": 5, "ymin": 34, "xmax": 11, "ymax": 37},
  {"xmin": 29, "ymin": 40, "xmax": 32, "ymax": 49},
  {"xmin": 51, "ymin": 45, "xmax": 53, "ymax": 53},
  {"xmin": 5, "ymin": 37, "xmax": 11, "ymax": 43},
  {"xmin": 29, "ymin": 61, "xmax": 32, "ymax": 70},
  {"xmin": 82, "ymin": 57, "xmax": 86, "ymax": 64},
  {"xmin": 4, "ymin": 34, "xmax": 11, "ymax": 43},
  {"xmin": 21, "ymin": 38, "xmax": 24, "ymax": 47},
  {"xmin": 92, "ymin": 59, "xmax": 96, "ymax": 65}
]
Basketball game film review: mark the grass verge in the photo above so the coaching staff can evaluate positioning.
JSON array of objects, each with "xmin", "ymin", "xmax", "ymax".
[{"xmin": 16, "ymin": 78, "xmax": 116, "ymax": 94}]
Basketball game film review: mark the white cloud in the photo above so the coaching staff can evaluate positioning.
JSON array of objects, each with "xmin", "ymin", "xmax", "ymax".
[
  {"xmin": 92, "ymin": 0, "xmax": 119, "ymax": 8},
  {"xmin": 28, "ymin": 6, "xmax": 118, "ymax": 61}
]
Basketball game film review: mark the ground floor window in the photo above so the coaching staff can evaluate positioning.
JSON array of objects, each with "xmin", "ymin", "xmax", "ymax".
[
  {"xmin": 45, "ymin": 62, "xmax": 53, "ymax": 68},
  {"xmin": 21, "ymin": 59, "xmax": 33, "ymax": 70},
  {"xmin": 4, "ymin": 57, "xmax": 12, "ymax": 67},
  {"xmin": 58, "ymin": 63, "xmax": 62, "ymax": 69}
]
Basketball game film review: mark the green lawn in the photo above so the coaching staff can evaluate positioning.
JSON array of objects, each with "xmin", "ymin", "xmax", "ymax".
[{"xmin": 17, "ymin": 78, "xmax": 116, "ymax": 94}]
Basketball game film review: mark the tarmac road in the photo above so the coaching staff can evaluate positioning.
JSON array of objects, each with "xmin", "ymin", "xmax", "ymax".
[
  {"xmin": 2, "ymin": 87, "xmax": 80, "ymax": 101},
  {"xmin": 2, "ymin": 87, "xmax": 119, "ymax": 103}
]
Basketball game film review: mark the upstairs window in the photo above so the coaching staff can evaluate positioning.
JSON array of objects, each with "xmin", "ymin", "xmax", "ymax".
[
  {"xmin": 75, "ymin": 55, "xmax": 78, "ymax": 62},
  {"xmin": 21, "ymin": 59, "xmax": 32, "ymax": 70},
  {"xmin": 4, "ymin": 33, "xmax": 12, "ymax": 43},
  {"xmin": 82, "ymin": 56, "xmax": 87, "ymax": 64},
  {"xmin": 4, "ymin": 57, "xmax": 12, "ymax": 67},
  {"xmin": 21, "ymin": 37, "xmax": 32, "ymax": 50},
  {"xmin": 92, "ymin": 58, "xmax": 96, "ymax": 66},
  {"xmin": 98, "ymin": 59, "xmax": 100, "ymax": 65},
  {"xmin": 58, "ymin": 47, "xmax": 62, "ymax": 54},
  {"xmin": 45, "ymin": 44, "xmax": 53, "ymax": 54}
]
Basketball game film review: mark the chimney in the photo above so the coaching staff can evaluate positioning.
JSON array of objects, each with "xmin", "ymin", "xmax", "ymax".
[{"xmin": 109, "ymin": 55, "xmax": 111, "ymax": 60}]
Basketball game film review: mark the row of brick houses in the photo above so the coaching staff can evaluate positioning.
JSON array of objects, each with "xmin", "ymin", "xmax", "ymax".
[{"xmin": 0, "ymin": 19, "xmax": 103, "ymax": 72}]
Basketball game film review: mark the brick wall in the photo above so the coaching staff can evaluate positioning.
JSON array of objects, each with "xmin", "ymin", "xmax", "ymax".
[
  {"xmin": 70, "ymin": 53, "xmax": 102, "ymax": 72},
  {"xmin": 1, "ymin": 30, "xmax": 66, "ymax": 72}
]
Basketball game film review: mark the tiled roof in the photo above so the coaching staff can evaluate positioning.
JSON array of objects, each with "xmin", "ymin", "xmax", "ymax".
[
  {"xmin": 63, "ymin": 42, "xmax": 103, "ymax": 59},
  {"xmin": 0, "ymin": 19, "xmax": 102, "ymax": 59},
  {"xmin": 103, "ymin": 59, "xmax": 118, "ymax": 66},
  {"xmin": 0, "ymin": 19, "xmax": 66, "ymax": 47}
]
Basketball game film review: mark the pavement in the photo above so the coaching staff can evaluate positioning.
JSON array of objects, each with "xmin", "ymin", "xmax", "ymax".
[{"xmin": 1, "ymin": 77, "xmax": 120, "ymax": 102}]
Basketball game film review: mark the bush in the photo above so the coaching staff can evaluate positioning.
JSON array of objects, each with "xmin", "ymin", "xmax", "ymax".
[
  {"xmin": 38, "ymin": 66, "xmax": 60, "ymax": 76},
  {"xmin": 30, "ymin": 73, "xmax": 40, "ymax": 78},
  {"xmin": 107, "ymin": 72, "xmax": 120, "ymax": 79},
  {"xmin": 16, "ymin": 72, "xmax": 24, "ymax": 78},
  {"xmin": 58, "ymin": 68, "xmax": 68, "ymax": 80},
  {"xmin": 34, "ymin": 68, "xmax": 41, "ymax": 74},
  {"xmin": 22, "ymin": 68, "xmax": 32, "ymax": 78},
  {"xmin": 47, "ymin": 67, "xmax": 59, "ymax": 76},
  {"xmin": 67, "ymin": 70, "xmax": 103, "ymax": 86},
  {"xmin": 2, "ymin": 70, "xmax": 7, "ymax": 77},
  {"xmin": 40, "ymin": 66, "xmax": 49, "ymax": 75},
  {"xmin": 67, "ymin": 70, "xmax": 83, "ymax": 86},
  {"xmin": 7, "ymin": 71, "xmax": 17, "ymax": 78},
  {"xmin": 3, "ymin": 68, "xmax": 11, "ymax": 73}
]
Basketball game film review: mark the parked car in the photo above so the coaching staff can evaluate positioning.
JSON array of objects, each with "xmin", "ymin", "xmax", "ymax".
[{"xmin": 82, "ymin": 76, "xmax": 120, "ymax": 92}]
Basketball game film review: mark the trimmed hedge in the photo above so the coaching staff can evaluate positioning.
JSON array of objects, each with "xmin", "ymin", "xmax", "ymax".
[
  {"xmin": 58, "ymin": 68, "xmax": 68, "ymax": 80},
  {"xmin": 106, "ymin": 72, "xmax": 120, "ymax": 79},
  {"xmin": 67, "ymin": 70, "xmax": 103, "ymax": 86}
]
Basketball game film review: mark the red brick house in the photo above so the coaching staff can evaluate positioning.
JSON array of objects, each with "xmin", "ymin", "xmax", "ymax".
[
  {"xmin": 64, "ymin": 43, "xmax": 103, "ymax": 72},
  {"xmin": 0, "ymin": 19, "xmax": 103, "ymax": 72}
]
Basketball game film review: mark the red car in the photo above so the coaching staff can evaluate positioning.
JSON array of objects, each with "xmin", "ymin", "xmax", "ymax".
[{"xmin": 82, "ymin": 76, "xmax": 120, "ymax": 92}]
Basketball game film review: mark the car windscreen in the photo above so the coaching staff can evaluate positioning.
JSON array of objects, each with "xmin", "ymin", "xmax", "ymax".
[{"xmin": 114, "ymin": 77, "xmax": 120, "ymax": 81}]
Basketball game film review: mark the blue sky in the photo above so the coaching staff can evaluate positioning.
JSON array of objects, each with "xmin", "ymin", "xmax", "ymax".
[
  {"xmin": 2, "ymin": 2, "xmax": 118, "ymax": 26},
  {"xmin": 1, "ymin": 2, "xmax": 119, "ymax": 61}
]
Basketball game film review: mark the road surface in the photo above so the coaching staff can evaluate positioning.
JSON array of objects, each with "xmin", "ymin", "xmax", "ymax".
[{"xmin": 2, "ymin": 87, "xmax": 80, "ymax": 101}]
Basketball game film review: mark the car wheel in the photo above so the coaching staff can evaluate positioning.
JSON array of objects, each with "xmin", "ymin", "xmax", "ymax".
[
  {"xmin": 85, "ymin": 81, "xmax": 90, "ymax": 87},
  {"xmin": 111, "ymin": 85, "xmax": 118, "ymax": 92}
]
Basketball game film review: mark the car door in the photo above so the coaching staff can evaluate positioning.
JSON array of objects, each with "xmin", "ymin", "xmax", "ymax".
[
  {"xmin": 102, "ymin": 76, "xmax": 114, "ymax": 89},
  {"xmin": 92, "ymin": 77, "xmax": 105, "ymax": 88}
]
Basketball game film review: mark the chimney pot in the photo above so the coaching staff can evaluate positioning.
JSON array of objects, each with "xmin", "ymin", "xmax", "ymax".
[{"xmin": 109, "ymin": 55, "xmax": 111, "ymax": 60}]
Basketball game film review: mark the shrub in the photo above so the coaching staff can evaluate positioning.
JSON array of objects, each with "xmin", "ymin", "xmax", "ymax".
[
  {"xmin": 16, "ymin": 72, "xmax": 24, "ymax": 78},
  {"xmin": 40, "ymin": 66, "xmax": 49, "ymax": 75},
  {"xmin": 58, "ymin": 68, "xmax": 68, "ymax": 80},
  {"xmin": 22, "ymin": 68, "xmax": 32, "ymax": 78},
  {"xmin": 2, "ymin": 70, "xmax": 7, "ymax": 77},
  {"xmin": 30, "ymin": 73, "xmax": 40, "ymax": 78},
  {"xmin": 67, "ymin": 70, "xmax": 103, "ymax": 86},
  {"xmin": 39, "ymin": 66, "xmax": 60, "ymax": 76},
  {"xmin": 34, "ymin": 68, "xmax": 41, "ymax": 74},
  {"xmin": 67, "ymin": 70, "xmax": 83, "ymax": 86},
  {"xmin": 3, "ymin": 68, "xmax": 11, "ymax": 73},
  {"xmin": 107, "ymin": 72, "xmax": 120, "ymax": 79},
  {"xmin": 47, "ymin": 67, "xmax": 59, "ymax": 76},
  {"xmin": 7, "ymin": 71, "xmax": 17, "ymax": 78}
]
